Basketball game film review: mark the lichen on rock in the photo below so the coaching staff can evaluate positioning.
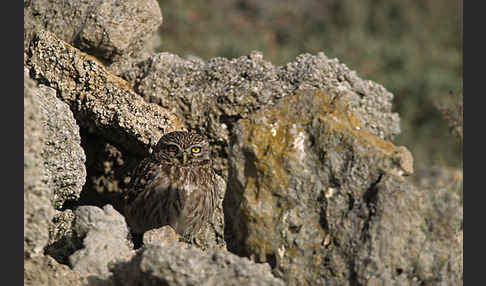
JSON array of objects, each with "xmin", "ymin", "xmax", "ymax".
[{"xmin": 225, "ymin": 89, "xmax": 433, "ymax": 285}]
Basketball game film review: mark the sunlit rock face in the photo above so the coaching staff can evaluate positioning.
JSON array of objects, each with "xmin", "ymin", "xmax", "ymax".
[{"xmin": 224, "ymin": 89, "xmax": 462, "ymax": 286}]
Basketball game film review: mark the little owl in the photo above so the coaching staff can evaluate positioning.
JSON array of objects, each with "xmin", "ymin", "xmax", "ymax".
[{"xmin": 123, "ymin": 131, "xmax": 218, "ymax": 239}]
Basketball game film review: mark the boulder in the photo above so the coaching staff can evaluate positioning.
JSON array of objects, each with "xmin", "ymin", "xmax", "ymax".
[
  {"xmin": 24, "ymin": 255, "xmax": 86, "ymax": 286},
  {"xmin": 224, "ymin": 89, "xmax": 461, "ymax": 285},
  {"xmin": 129, "ymin": 51, "xmax": 401, "ymax": 179},
  {"xmin": 45, "ymin": 209, "xmax": 80, "ymax": 265},
  {"xmin": 35, "ymin": 78, "xmax": 86, "ymax": 209},
  {"xmin": 24, "ymin": 74, "xmax": 54, "ymax": 257},
  {"xmin": 69, "ymin": 205, "xmax": 135, "ymax": 279},
  {"xmin": 23, "ymin": 2, "xmax": 462, "ymax": 285},
  {"xmin": 223, "ymin": 88, "xmax": 459, "ymax": 285},
  {"xmin": 26, "ymin": 30, "xmax": 186, "ymax": 156},
  {"xmin": 24, "ymin": 0, "xmax": 162, "ymax": 75},
  {"xmin": 111, "ymin": 243, "xmax": 285, "ymax": 286}
]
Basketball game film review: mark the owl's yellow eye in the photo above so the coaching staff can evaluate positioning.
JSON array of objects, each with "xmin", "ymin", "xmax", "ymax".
[{"xmin": 191, "ymin": 147, "xmax": 201, "ymax": 154}]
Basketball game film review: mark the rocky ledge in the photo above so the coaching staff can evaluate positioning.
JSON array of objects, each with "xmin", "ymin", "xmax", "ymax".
[{"xmin": 24, "ymin": 0, "xmax": 462, "ymax": 285}]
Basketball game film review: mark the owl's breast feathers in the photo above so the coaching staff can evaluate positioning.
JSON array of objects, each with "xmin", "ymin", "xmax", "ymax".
[{"xmin": 123, "ymin": 159, "xmax": 217, "ymax": 235}]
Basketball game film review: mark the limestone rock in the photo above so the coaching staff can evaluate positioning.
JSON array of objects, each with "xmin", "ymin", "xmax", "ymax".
[
  {"xmin": 143, "ymin": 226, "xmax": 182, "ymax": 246},
  {"xmin": 69, "ymin": 205, "xmax": 135, "ymax": 279},
  {"xmin": 111, "ymin": 244, "xmax": 285, "ymax": 286},
  {"xmin": 280, "ymin": 52, "xmax": 400, "ymax": 140},
  {"xmin": 35, "ymin": 81, "xmax": 86, "ymax": 209},
  {"xmin": 354, "ymin": 175, "xmax": 463, "ymax": 285},
  {"xmin": 222, "ymin": 89, "xmax": 460, "ymax": 285},
  {"xmin": 130, "ymin": 51, "xmax": 400, "ymax": 179},
  {"xmin": 24, "ymin": 0, "xmax": 92, "ymax": 51},
  {"xmin": 24, "ymin": 74, "xmax": 54, "ymax": 257},
  {"xmin": 23, "ymin": 4, "xmax": 461, "ymax": 285},
  {"xmin": 45, "ymin": 209, "xmax": 80, "ymax": 265},
  {"xmin": 24, "ymin": 255, "xmax": 86, "ymax": 286},
  {"xmin": 24, "ymin": 0, "xmax": 162, "ymax": 75},
  {"xmin": 26, "ymin": 30, "xmax": 186, "ymax": 156}
]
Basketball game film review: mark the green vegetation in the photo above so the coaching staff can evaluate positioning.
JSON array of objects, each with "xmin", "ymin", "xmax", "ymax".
[{"xmin": 157, "ymin": 0, "xmax": 462, "ymax": 169}]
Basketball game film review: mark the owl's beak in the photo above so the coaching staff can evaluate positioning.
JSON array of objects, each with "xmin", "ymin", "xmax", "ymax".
[{"xmin": 182, "ymin": 152, "xmax": 188, "ymax": 165}]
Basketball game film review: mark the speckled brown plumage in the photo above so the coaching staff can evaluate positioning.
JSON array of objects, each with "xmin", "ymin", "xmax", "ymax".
[{"xmin": 123, "ymin": 131, "xmax": 218, "ymax": 238}]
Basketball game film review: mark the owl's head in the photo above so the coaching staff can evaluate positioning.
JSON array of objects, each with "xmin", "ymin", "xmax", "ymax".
[{"xmin": 154, "ymin": 131, "xmax": 211, "ymax": 166}]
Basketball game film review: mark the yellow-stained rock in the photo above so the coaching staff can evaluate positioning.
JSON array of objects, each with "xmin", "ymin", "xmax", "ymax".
[{"xmin": 225, "ymin": 89, "xmax": 422, "ymax": 285}]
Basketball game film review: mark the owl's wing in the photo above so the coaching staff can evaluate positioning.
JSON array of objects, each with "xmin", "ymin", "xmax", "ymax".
[{"xmin": 123, "ymin": 157, "xmax": 158, "ymax": 204}]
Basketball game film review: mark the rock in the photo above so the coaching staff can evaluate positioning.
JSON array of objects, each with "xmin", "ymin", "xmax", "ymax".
[
  {"xmin": 280, "ymin": 52, "xmax": 400, "ymax": 140},
  {"xmin": 49, "ymin": 210, "xmax": 76, "ymax": 246},
  {"xmin": 408, "ymin": 165, "xmax": 463, "ymax": 284},
  {"xmin": 25, "ymin": 70, "xmax": 86, "ymax": 265},
  {"xmin": 24, "ymin": 0, "xmax": 163, "ymax": 75},
  {"xmin": 24, "ymin": 74, "xmax": 54, "ymax": 257},
  {"xmin": 129, "ymin": 51, "xmax": 400, "ymax": 178},
  {"xmin": 26, "ymin": 29, "xmax": 218, "ymax": 250},
  {"xmin": 69, "ymin": 205, "xmax": 135, "ymax": 279},
  {"xmin": 35, "ymin": 80, "xmax": 86, "ymax": 209},
  {"xmin": 349, "ymin": 173, "xmax": 462, "ymax": 285},
  {"xmin": 26, "ymin": 30, "xmax": 186, "ymax": 156},
  {"xmin": 45, "ymin": 210, "xmax": 81, "ymax": 265},
  {"xmin": 224, "ymin": 88, "xmax": 462, "ymax": 285},
  {"xmin": 73, "ymin": 204, "xmax": 128, "ymax": 238},
  {"xmin": 73, "ymin": 0, "xmax": 162, "ymax": 59},
  {"xmin": 143, "ymin": 225, "xmax": 182, "ymax": 246},
  {"xmin": 24, "ymin": 0, "xmax": 93, "ymax": 51},
  {"xmin": 23, "ymin": 5, "xmax": 461, "ymax": 285},
  {"xmin": 111, "ymin": 244, "xmax": 285, "ymax": 286},
  {"xmin": 24, "ymin": 255, "xmax": 86, "ymax": 286},
  {"xmin": 221, "ymin": 88, "xmax": 460, "ymax": 285}
]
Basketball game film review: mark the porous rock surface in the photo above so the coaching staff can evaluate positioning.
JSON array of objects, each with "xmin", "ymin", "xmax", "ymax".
[
  {"xmin": 45, "ymin": 209, "xmax": 79, "ymax": 265},
  {"xmin": 69, "ymin": 205, "xmax": 135, "ymax": 280},
  {"xmin": 24, "ymin": 0, "xmax": 162, "ymax": 75},
  {"xmin": 24, "ymin": 74, "xmax": 55, "ymax": 257},
  {"xmin": 23, "ymin": 0, "xmax": 462, "ymax": 285},
  {"xmin": 142, "ymin": 225, "xmax": 182, "ymax": 246},
  {"xmin": 26, "ymin": 30, "xmax": 186, "ymax": 156},
  {"xmin": 25, "ymin": 70, "xmax": 86, "ymax": 254},
  {"xmin": 24, "ymin": 255, "xmax": 86, "ymax": 286},
  {"xmin": 224, "ymin": 89, "xmax": 461, "ymax": 285},
  {"xmin": 35, "ymin": 77, "xmax": 86, "ymax": 209},
  {"xmin": 111, "ymin": 243, "xmax": 285, "ymax": 286},
  {"xmin": 130, "ymin": 51, "xmax": 401, "ymax": 178},
  {"xmin": 24, "ymin": 72, "xmax": 88, "ymax": 285},
  {"xmin": 25, "ymin": 29, "xmax": 227, "ymax": 252}
]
